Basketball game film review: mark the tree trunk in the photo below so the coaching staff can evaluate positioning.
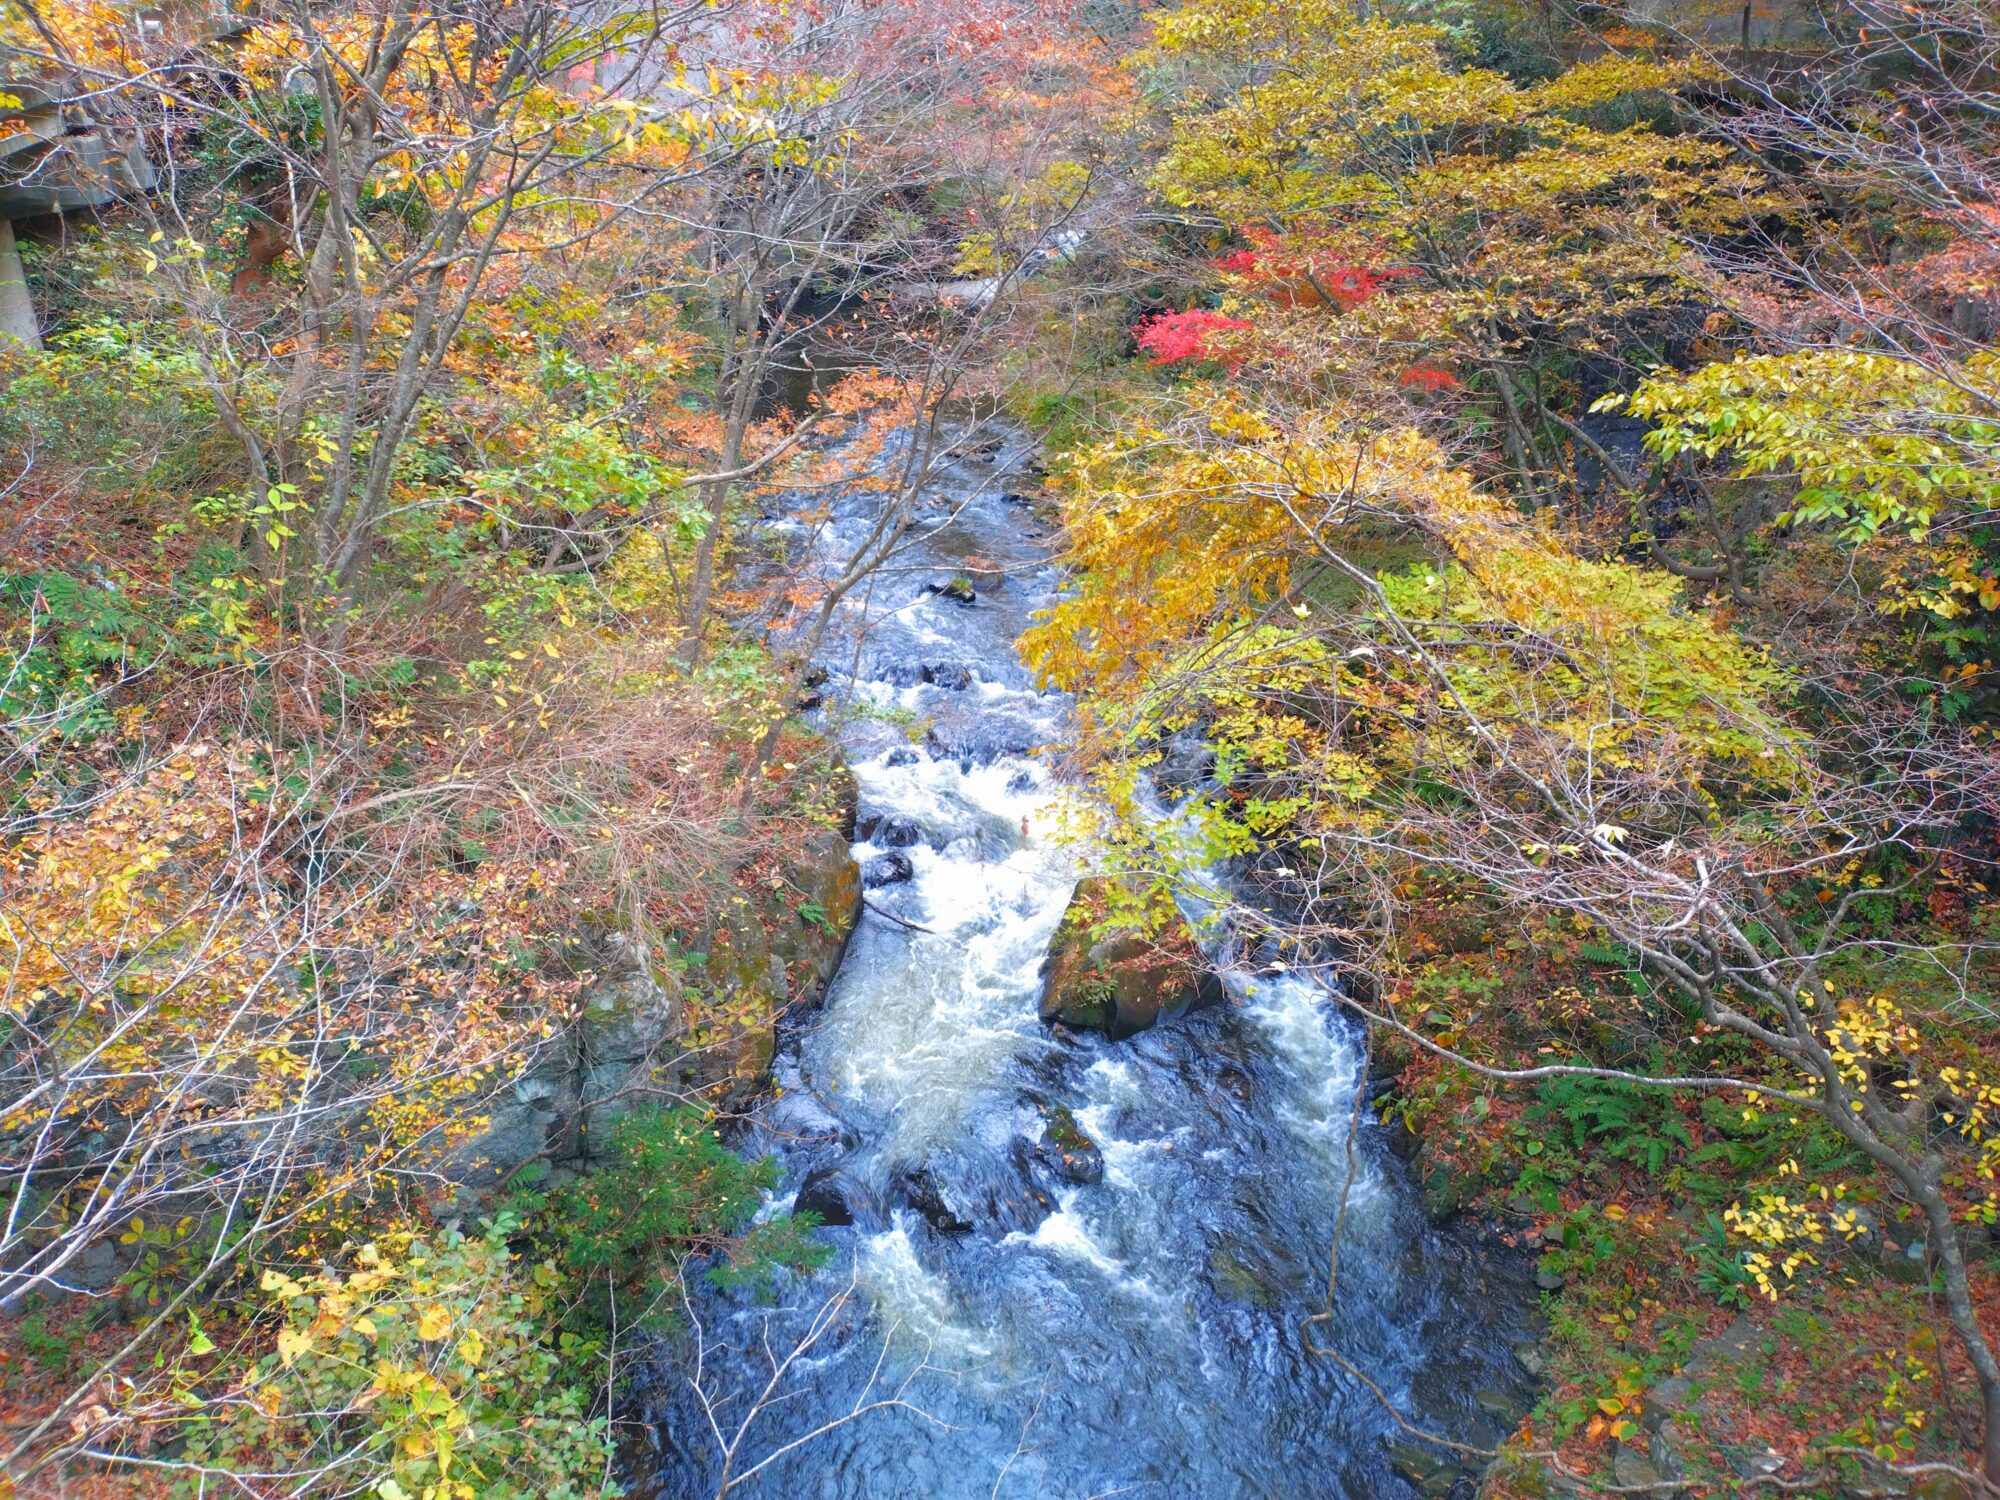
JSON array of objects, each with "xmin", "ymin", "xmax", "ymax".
[{"xmin": 1917, "ymin": 1165, "xmax": 2000, "ymax": 1485}]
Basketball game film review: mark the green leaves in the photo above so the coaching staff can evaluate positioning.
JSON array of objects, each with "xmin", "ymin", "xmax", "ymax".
[
  {"xmin": 178, "ymin": 1222, "xmax": 620, "ymax": 1499},
  {"xmin": 1527, "ymin": 1071, "xmax": 1695, "ymax": 1176},
  {"xmin": 1611, "ymin": 349, "xmax": 2000, "ymax": 538},
  {"xmin": 0, "ymin": 569, "xmax": 160, "ymax": 739},
  {"xmin": 539, "ymin": 1105, "xmax": 830, "ymax": 1303}
]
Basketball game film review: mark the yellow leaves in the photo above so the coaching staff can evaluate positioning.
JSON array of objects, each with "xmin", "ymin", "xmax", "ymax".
[
  {"xmin": 1582, "ymin": 1367, "xmax": 1646, "ymax": 1441},
  {"xmin": 1024, "ymin": 395, "xmax": 1452, "ymax": 698},
  {"xmin": 1617, "ymin": 348, "xmax": 2000, "ymax": 539},
  {"xmin": 416, "ymin": 1305, "xmax": 452, "ymax": 1341},
  {"xmin": 276, "ymin": 1326, "xmax": 314, "ymax": 1368},
  {"xmin": 1151, "ymin": 0, "xmax": 1738, "ymax": 280}
]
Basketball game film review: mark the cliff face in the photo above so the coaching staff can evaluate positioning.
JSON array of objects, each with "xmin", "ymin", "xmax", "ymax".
[{"xmin": 451, "ymin": 770, "xmax": 862, "ymax": 1200}]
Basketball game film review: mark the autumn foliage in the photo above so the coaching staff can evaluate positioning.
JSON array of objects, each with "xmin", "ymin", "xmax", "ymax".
[{"xmin": 1014, "ymin": 0, "xmax": 2000, "ymax": 1491}]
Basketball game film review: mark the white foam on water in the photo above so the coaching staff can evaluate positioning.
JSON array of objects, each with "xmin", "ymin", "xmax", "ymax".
[
  {"xmin": 1236, "ymin": 972, "xmax": 1385, "ymax": 1213},
  {"xmin": 1001, "ymin": 1185, "xmax": 1183, "ymax": 1318},
  {"xmin": 854, "ymin": 1223, "xmax": 994, "ymax": 1360},
  {"xmin": 810, "ymin": 744, "xmax": 1078, "ymax": 1162}
]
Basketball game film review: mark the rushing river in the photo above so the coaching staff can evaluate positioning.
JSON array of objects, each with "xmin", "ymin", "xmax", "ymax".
[{"xmin": 629, "ymin": 424, "xmax": 1537, "ymax": 1499}]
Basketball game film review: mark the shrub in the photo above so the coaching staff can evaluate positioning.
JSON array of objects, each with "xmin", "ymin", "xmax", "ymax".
[
  {"xmin": 540, "ymin": 1106, "xmax": 831, "ymax": 1315},
  {"xmin": 168, "ymin": 1213, "xmax": 617, "ymax": 1499},
  {"xmin": 1525, "ymin": 1068, "xmax": 1694, "ymax": 1175}
]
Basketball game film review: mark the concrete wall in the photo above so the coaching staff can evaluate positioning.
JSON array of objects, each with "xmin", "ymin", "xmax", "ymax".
[{"xmin": 0, "ymin": 219, "xmax": 36, "ymax": 349}]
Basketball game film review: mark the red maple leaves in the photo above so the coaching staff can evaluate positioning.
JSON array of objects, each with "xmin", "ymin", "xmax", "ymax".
[{"xmin": 1135, "ymin": 308, "xmax": 1253, "ymax": 365}]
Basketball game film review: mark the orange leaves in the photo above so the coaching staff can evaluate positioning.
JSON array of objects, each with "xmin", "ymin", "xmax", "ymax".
[{"xmin": 4, "ymin": 0, "xmax": 135, "ymax": 73}]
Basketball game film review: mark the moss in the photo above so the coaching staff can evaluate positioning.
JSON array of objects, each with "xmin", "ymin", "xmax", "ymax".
[
  {"xmin": 1046, "ymin": 1103, "xmax": 1092, "ymax": 1155},
  {"xmin": 1037, "ymin": 876, "xmax": 1216, "ymax": 1039}
]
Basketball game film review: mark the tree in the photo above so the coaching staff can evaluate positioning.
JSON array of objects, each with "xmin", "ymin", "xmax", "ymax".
[
  {"xmin": 3, "ymin": 0, "xmax": 751, "ymax": 618},
  {"xmin": 1140, "ymin": 0, "xmax": 1768, "ymax": 503},
  {"xmin": 652, "ymin": 0, "xmax": 1101, "ymax": 663},
  {"xmin": 1028, "ymin": 377, "xmax": 2000, "ymax": 1484},
  {"xmin": 1020, "ymin": 4, "xmax": 2000, "ymax": 1481}
]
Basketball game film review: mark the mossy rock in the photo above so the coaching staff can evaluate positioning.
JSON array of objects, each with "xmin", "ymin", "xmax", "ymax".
[
  {"xmin": 1037, "ymin": 876, "xmax": 1220, "ymax": 1040},
  {"xmin": 1042, "ymin": 1103, "xmax": 1103, "ymax": 1183},
  {"xmin": 1207, "ymin": 1242, "xmax": 1280, "ymax": 1310},
  {"xmin": 680, "ymin": 826, "xmax": 862, "ymax": 1105},
  {"xmin": 1420, "ymin": 1166, "xmax": 1467, "ymax": 1225},
  {"xmin": 448, "ymin": 792, "xmax": 864, "ymax": 1193}
]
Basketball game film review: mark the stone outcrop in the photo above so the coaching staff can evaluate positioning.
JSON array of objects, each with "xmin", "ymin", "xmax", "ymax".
[
  {"xmin": 1037, "ymin": 876, "xmax": 1221, "ymax": 1040},
  {"xmin": 1041, "ymin": 1103, "xmax": 1103, "ymax": 1184},
  {"xmin": 449, "ymin": 783, "xmax": 862, "ymax": 1200}
]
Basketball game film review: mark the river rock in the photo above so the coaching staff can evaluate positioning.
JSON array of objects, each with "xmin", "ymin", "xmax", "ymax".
[
  {"xmin": 861, "ymin": 814, "xmax": 925, "ymax": 848},
  {"xmin": 924, "ymin": 576, "xmax": 978, "ymax": 606},
  {"xmin": 444, "ymin": 773, "xmax": 862, "ymax": 1199},
  {"xmin": 977, "ymin": 1140, "xmax": 1058, "ymax": 1235},
  {"xmin": 869, "ymin": 658, "xmax": 928, "ymax": 687},
  {"xmin": 1910, "ymin": 1477, "xmax": 1979, "ymax": 1500},
  {"xmin": 1611, "ymin": 1441, "xmax": 1665, "ymax": 1490},
  {"xmin": 889, "ymin": 1162, "xmax": 974, "ymax": 1235},
  {"xmin": 922, "ymin": 699, "xmax": 1041, "ymax": 764},
  {"xmin": 922, "ymin": 661, "xmax": 974, "ymax": 689},
  {"xmin": 1207, "ymin": 1242, "xmax": 1280, "ymax": 1310},
  {"xmin": 1384, "ymin": 1440, "xmax": 1461, "ymax": 1498},
  {"xmin": 1383, "ymin": 1112, "xmax": 1422, "ymax": 1161},
  {"xmin": 1216, "ymin": 1065, "xmax": 1255, "ymax": 1104},
  {"xmin": 768, "ymin": 1082, "xmax": 856, "ymax": 1151},
  {"xmin": 883, "ymin": 746, "xmax": 922, "ymax": 767},
  {"xmin": 793, "ymin": 1167, "xmax": 878, "ymax": 1229},
  {"xmin": 863, "ymin": 851, "xmax": 915, "ymax": 888},
  {"xmin": 1628, "ymin": 1312, "xmax": 1781, "ymax": 1486},
  {"xmin": 1037, "ymin": 876, "xmax": 1220, "ymax": 1041},
  {"xmin": 1042, "ymin": 1104, "xmax": 1104, "ymax": 1184},
  {"xmin": 1420, "ymin": 1168, "xmax": 1466, "ymax": 1227},
  {"xmin": 1155, "ymin": 733, "xmax": 1218, "ymax": 796},
  {"xmin": 1877, "ymin": 1227, "xmax": 1931, "ymax": 1282}
]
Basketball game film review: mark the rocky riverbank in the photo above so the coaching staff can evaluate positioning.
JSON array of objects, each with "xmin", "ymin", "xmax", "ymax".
[{"xmin": 450, "ymin": 766, "xmax": 864, "ymax": 1200}]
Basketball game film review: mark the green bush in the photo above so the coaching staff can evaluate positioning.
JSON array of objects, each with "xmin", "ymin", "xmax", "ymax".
[
  {"xmin": 1525, "ymin": 1068, "xmax": 1694, "ymax": 1175},
  {"xmin": 0, "ymin": 570, "xmax": 158, "ymax": 738},
  {"xmin": 1, "ymin": 319, "xmax": 232, "ymax": 499},
  {"xmin": 172, "ymin": 1212, "xmax": 618, "ymax": 1499},
  {"xmin": 539, "ymin": 1106, "xmax": 831, "ymax": 1314}
]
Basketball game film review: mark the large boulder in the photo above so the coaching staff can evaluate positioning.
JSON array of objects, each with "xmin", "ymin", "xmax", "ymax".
[
  {"xmin": 863, "ymin": 850, "xmax": 915, "ymax": 888},
  {"xmin": 793, "ymin": 1167, "xmax": 882, "ymax": 1230},
  {"xmin": 1037, "ymin": 877, "xmax": 1221, "ymax": 1040},
  {"xmin": 675, "ymin": 821, "xmax": 861, "ymax": 1108},
  {"xmin": 889, "ymin": 1161, "xmax": 975, "ymax": 1235},
  {"xmin": 921, "ymin": 699, "xmax": 1041, "ymax": 765}
]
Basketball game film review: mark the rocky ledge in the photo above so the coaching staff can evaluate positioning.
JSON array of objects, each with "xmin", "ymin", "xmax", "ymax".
[{"xmin": 449, "ymin": 768, "xmax": 863, "ymax": 1201}]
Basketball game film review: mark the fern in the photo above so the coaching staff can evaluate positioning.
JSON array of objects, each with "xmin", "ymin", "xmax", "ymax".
[
  {"xmin": 0, "ymin": 570, "xmax": 158, "ymax": 736},
  {"xmin": 1527, "ymin": 1070, "xmax": 1693, "ymax": 1175}
]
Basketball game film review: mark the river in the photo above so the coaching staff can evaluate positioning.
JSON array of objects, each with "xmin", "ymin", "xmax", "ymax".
[{"xmin": 627, "ymin": 421, "xmax": 1538, "ymax": 1499}]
